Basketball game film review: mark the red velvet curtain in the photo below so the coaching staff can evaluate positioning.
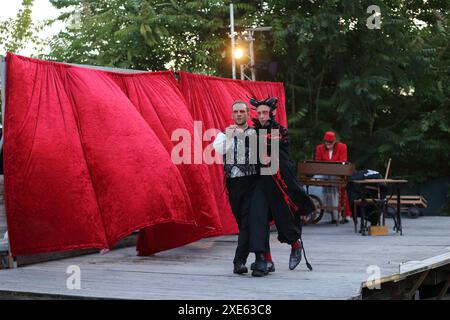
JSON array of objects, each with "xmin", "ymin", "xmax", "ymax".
[
  {"xmin": 178, "ymin": 71, "xmax": 287, "ymax": 235},
  {"xmin": 3, "ymin": 53, "xmax": 286, "ymax": 256},
  {"xmin": 179, "ymin": 71, "xmax": 287, "ymax": 129},
  {"xmin": 106, "ymin": 72, "xmax": 224, "ymax": 255}
]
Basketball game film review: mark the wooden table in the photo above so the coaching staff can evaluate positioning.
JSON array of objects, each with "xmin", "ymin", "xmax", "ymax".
[
  {"xmin": 353, "ymin": 179, "xmax": 408, "ymax": 236},
  {"xmin": 298, "ymin": 161, "xmax": 354, "ymax": 225}
]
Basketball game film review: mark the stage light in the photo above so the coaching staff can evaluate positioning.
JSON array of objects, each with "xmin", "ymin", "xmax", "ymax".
[{"xmin": 234, "ymin": 48, "xmax": 244, "ymax": 60}]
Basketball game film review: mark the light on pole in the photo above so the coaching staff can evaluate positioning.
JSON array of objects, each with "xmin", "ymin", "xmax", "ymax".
[
  {"xmin": 229, "ymin": 2, "xmax": 236, "ymax": 79},
  {"xmin": 233, "ymin": 48, "xmax": 244, "ymax": 60},
  {"xmin": 239, "ymin": 27, "xmax": 272, "ymax": 81},
  {"xmin": 230, "ymin": 2, "xmax": 272, "ymax": 81}
]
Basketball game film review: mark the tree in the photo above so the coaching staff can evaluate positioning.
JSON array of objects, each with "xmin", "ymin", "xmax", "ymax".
[
  {"xmin": 258, "ymin": 0, "xmax": 450, "ymax": 212},
  {"xmin": 0, "ymin": 0, "xmax": 47, "ymax": 126},
  {"xmin": 260, "ymin": 1, "xmax": 449, "ymax": 179},
  {"xmin": 44, "ymin": 0, "xmax": 450, "ymax": 212},
  {"xmin": 0, "ymin": 0, "xmax": 43, "ymax": 55},
  {"xmin": 46, "ymin": 0, "xmax": 260, "ymax": 73}
]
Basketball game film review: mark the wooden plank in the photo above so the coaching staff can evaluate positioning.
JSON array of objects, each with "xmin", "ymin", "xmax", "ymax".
[
  {"xmin": 387, "ymin": 201, "xmax": 426, "ymax": 208},
  {"xmin": 387, "ymin": 202, "xmax": 426, "ymax": 208},
  {"xmin": 15, "ymin": 232, "xmax": 138, "ymax": 266},
  {"xmin": 298, "ymin": 161, "xmax": 354, "ymax": 176},
  {"xmin": 390, "ymin": 196, "xmax": 426, "ymax": 199},
  {"xmin": 387, "ymin": 199, "xmax": 425, "ymax": 204},
  {"xmin": 353, "ymin": 179, "xmax": 408, "ymax": 184},
  {"xmin": 361, "ymin": 251, "xmax": 450, "ymax": 288},
  {"xmin": 387, "ymin": 196, "xmax": 428, "ymax": 208},
  {"xmin": 0, "ymin": 217, "xmax": 449, "ymax": 299},
  {"xmin": 354, "ymin": 196, "xmax": 427, "ymax": 208}
]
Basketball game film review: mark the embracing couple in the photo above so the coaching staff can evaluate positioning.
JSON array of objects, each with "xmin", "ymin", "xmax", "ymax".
[{"xmin": 213, "ymin": 97, "xmax": 315, "ymax": 277}]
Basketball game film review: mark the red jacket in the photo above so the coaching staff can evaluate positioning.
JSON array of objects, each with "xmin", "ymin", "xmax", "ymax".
[
  {"xmin": 315, "ymin": 142, "xmax": 347, "ymax": 162},
  {"xmin": 315, "ymin": 141, "xmax": 351, "ymax": 217}
]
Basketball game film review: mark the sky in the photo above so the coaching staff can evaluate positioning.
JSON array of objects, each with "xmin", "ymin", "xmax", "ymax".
[{"xmin": 0, "ymin": 0, "xmax": 65, "ymax": 55}]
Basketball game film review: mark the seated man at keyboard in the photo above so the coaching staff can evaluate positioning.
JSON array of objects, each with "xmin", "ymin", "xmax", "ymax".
[{"xmin": 315, "ymin": 131, "xmax": 351, "ymax": 223}]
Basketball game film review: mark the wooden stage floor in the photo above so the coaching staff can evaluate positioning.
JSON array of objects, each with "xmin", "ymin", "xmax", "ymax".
[{"xmin": 0, "ymin": 216, "xmax": 449, "ymax": 300}]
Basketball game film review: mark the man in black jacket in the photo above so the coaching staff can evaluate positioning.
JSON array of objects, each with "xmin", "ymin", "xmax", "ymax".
[
  {"xmin": 249, "ymin": 97, "xmax": 315, "ymax": 271},
  {"xmin": 213, "ymin": 100, "xmax": 271, "ymax": 277}
]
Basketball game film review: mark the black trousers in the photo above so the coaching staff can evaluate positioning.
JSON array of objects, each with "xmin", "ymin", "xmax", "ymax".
[
  {"xmin": 226, "ymin": 175, "xmax": 268, "ymax": 264},
  {"xmin": 251, "ymin": 175, "xmax": 302, "ymax": 245}
]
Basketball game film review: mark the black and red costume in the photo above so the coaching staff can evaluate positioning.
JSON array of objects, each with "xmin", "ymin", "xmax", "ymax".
[{"xmin": 249, "ymin": 97, "xmax": 314, "ymax": 271}]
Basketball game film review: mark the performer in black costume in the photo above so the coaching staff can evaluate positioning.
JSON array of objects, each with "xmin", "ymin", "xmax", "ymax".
[
  {"xmin": 213, "ymin": 100, "xmax": 272, "ymax": 277},
  {"xmin": 249, "ymin": 97, "xmax": 315, "ymax": 271}
]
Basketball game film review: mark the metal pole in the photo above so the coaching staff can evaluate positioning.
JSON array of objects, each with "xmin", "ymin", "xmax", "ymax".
[
  {"xmin": 248, "ymin": 31, "xmax": 256, "ymax": 81},
  {"xmin": 230, "ymin": 2, "xmax": 236, "ymax": 79},
  {"xmin": 0, "ymin": 55, "xmax": 10, "ymax": 265}
]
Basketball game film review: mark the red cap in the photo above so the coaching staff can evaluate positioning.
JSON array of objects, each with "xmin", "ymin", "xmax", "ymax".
[{"xmin": 324, "ymin": 131, "xmax": 336, "ymax": 142}]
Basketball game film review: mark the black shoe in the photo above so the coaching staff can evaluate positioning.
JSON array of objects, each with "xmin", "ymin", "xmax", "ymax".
[
  {"xmin": 289, "ymin": 246, "xmax": 302, "ymax": 270},
  {"xmin": 251, "ymin": 253, "xmax": 268, "ymax": 277},
  {"xmin": 251, "ymin": 261, "xmax": 275, "ymax": 273},
  {"xmin": 340, "ymin": 218, "xmax": 350, "ymax": 224},
  {"xmin": 251, "ymin": 266, "xmax": 268, "ymax": 277},
  {"xmin": 331, "ymin": 219, "xmax": 338, "ymax": 224},
  {"xmin": 233, "ymin": 263, "xmax": 248, "ymax": 275}
]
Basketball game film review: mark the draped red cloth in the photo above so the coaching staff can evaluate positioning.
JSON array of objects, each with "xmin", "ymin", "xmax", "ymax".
[
  {"xmin": 3, "ymin": 53, "xmax": 287, "ymax": 256},
  {"xmin": 109, "ymin": 72, "xmax": 223, "ymax": 254},
  {"xmin": 177, "ymin": 71, "xmax": 287, "ymax": 233},
  {"xmin": 178, "ymin": 72, "xmax": 287, "ymax": 129}
]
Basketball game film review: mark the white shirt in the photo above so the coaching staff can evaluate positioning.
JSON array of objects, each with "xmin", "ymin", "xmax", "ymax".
[{"xmin": 213, "ymin": 132, "xmax": 234, "ymax": 155}]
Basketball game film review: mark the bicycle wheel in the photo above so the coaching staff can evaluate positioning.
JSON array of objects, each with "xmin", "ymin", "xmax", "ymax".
[{"xmin": 306, "ymin": 194, "xmax": 324, "ymax": 224}]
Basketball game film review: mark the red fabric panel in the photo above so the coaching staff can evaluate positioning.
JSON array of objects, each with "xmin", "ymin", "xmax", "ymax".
[
  {"xmin": 177, "ymin": 72, "xmax": 287, "ymax": 235},
  {"xmin": 179, "ymin": 72, "xmax": 287, "ymax": 128},
  {"xmin": 105, "ymin": 72, "xmax": 223, "ymax": 254},
  {"xmin": 4, "ymin": 54, "xmax": 195, "ymax": 255},
  {"xmin": 4, "ymin": 54, "xmax": 108, "ymax": 255},
  {"xmin": 65, "ymin": 67, "xmax": 197, "ymax": 248},
  {"xmin": 3, "ymin": 54, "xmax": 287, "ymax": 256}
]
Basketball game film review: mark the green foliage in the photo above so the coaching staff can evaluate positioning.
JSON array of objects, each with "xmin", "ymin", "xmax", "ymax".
[
  {"xmin": 45, "ymin": 0, "xmax": 261, "ymax": 73},
  {"xmin": 261, "ymin": 1, "xmax": 450, "ymax": 186},
  {"xmin": 0, "ymin": 0, "xmax": 48, "ymax": 125},
  {"xmin": 10, "ymin": 0, "xmax": 450, "ymax": 211},
  {"xmin": 0, "ymin": 0, "xmax": 45, "ymax": 55}
]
